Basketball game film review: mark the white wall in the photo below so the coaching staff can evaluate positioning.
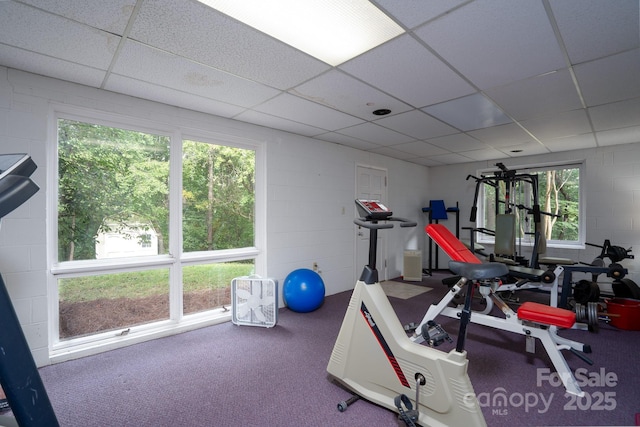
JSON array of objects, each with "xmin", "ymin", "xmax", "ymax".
[
  {"xmin": 266, "ymin": 133, "xmax": 429, "ymax": 296},
  {"xmin": 427, "ymin": 146, "xmax": 640, "ymax": 284},
  {"xmin": 0, "ymin": 67, "xmax": 429, "ymax": 365}
]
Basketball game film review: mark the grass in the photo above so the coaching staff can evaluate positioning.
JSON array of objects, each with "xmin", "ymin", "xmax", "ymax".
[{"xmin": 59, "ymin": 262, "xmax": 254, "ymax": 303}]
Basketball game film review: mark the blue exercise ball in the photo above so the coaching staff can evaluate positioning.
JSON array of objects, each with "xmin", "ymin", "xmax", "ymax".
[{"xmin": 283, "ymin": 268, "xmax": 325, "ymax": 313}]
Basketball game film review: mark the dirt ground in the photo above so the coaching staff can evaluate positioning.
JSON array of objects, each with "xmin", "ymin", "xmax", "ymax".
[{"xmin": 59, "ymin": 287, "xmax": 231, "ymax": 339}]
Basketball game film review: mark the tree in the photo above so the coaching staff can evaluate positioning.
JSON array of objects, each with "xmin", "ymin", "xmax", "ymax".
[
  {"xmin": 539, "ymin": 168, "xmax": 579, "ymax": 241},
  {"xmin": 57, "ymin": 119, "xmax": 170, "ymax": 261},
  {"xmin": 182, "ymin": 141, "xmax": 254, "ymax": 251},
  {"xmin": 58, "ymin": 120, "xmax": 255, "ymax": 261}
]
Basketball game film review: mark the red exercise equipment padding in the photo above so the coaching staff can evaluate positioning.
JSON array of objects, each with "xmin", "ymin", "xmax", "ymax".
[
  {"xmin": 426, "ymin": 223, "xmax": 576, "ymax": 329},
  {"xmin": 517, "ymin": 301, "xmax": 576, "ymax": 328},
  {"xmin": 425, "ymin": 224, "xmax": 482, "ymax": 264}
]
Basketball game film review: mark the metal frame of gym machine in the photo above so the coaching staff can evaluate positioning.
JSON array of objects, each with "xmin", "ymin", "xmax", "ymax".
[
  {"xmin": 0, "ymin": 154, "xmax": 60, "ymax": 427},
  {"xmin": 466, "ymin": 162, "xmax": 546, "ymax": 266},
  {"xmin": 464, "ymin": 163, "xmax": 570, "ymax": 297}
]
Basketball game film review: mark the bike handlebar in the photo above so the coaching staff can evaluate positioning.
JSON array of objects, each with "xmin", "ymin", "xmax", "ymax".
[{"xmin": 354, "ymin": 217, "xmax": 417, "ymax": 229}]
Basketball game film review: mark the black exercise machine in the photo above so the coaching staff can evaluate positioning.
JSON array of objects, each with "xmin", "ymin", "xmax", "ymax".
[{"xmin": 0, "ymin": 154, "xmax": 60, "ymax": 427}]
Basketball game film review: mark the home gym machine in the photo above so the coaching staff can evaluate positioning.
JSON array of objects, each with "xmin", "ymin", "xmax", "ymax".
[
  {"xmin": 0, "ymin": 154, "xmax": 60, "ymax": 427},
  {"xmin": 466, "ymin": 163, "xmax": 562, "ymax": 266},
  {"xmin": 327, "ymin": 199, "xmax": 509, "ymax": 427},
  {"xmin": 414, "ymin": 223, "xmax": 593, "ymax": 397},
  {"xmin": 465, "ymin": 163, "xmax": 568, "ymax": 295}
]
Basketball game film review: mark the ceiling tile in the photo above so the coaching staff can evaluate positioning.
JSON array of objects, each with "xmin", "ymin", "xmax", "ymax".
[
  {"xmin": 596, "ymin": 126, "xmax": 640, "ymax": 147},
  {"xmin": 290, "ymin": 70, "xmax": 412, "ymax": 120},
  {"xmin": 234, "ymin": 110, "xmax": 325, "ymax": 137},
  {"xmin": 461, "ymin": 147, "xmax": 509, "ymax": 162},
  {"xmin": 468, "ymin": 123, "xmax": 536, "ymax": 147},
  {"xmin": 314, "ymin": 132, "xmax": 380, "ymax": 151},
  {"xmin": 340, "ymin": 34, "xmax": 475, "ymax": 107},
  {"xmin": 496, "ymin": 141, "xmax": 550, "ymax": 157},
  {"xmin": 541, "ymin": 133, "xmax": 597, "ymax": 151},
  {"xmin": 549, "ymin": 0, "xmax": 640, "ymax": 64},
  {"xmin": 485, "ymin": 69, "xmax": 583, "ymax": 120},
  {"xmin": 112, "ymin": 41, "xmax": 280, "ymax": 108},
  {"xmin": 369, "ymin": 146, "xmax": 416, "ymax": 160},
  {"xmin": 373, "ymin": 110, "xmax": 457, "ymax": 140},
  {"xmin": 130, "ymin": 0, "xmax": 330, "ymax": 90},
  {"xmin": 390, "ymin": 141, "xmax": 448, "ymax": 157},
  {"xmin": 574, "ymin": 49, "xmax": 640, "ymax": 107},
  {"xmin": 428, "ymin": 133, "xmax": 488, "ymax": 152},
  {"xmin": 426, "ymin": 153, "xmax": 474, "ymax": 164},
  {"xmin": 424, "ymin": 93, "xmax": 512, "ymax": 131},
  {"xmin": 0, "ymin": 2, "xmax": 118, "ymax": 70},
  {"xmin": 416, "ymin": 0, "xmax": 566, "ymax": 89},
  {"xmin": 2, "ymin": 1, "xmax": 637, "ymax": 167},
  {"xmin": 336, "ymin": 122, "xmax": 415, "ymax": 146},
  {"xmin": 589, "ymin": 98, "xmax": 640, "ymax": 131},
  {"xmin": 373, "ymin": 0, "xmax": 468, "ymax": 30},
  {"xmin": 0, "ymin": 45, "xmax": 106, "ymax": 88},
  {"xmin": 17, "ymin": 0, "xmax": 136, "ymax": 34},
  {"xmin": 521, "ymin": 109, "xmax": 592, "ymax": 140},
  {"xmin": 104, "ymin": 75, "xmax": 245, "ymax": 118},
  {"xmin": 252, "ymin": 93, "xmax": 364, "ymax": 131},
  {"xmin": 410, "ymin": 157, "xmax": 446, "ymax": 166}
]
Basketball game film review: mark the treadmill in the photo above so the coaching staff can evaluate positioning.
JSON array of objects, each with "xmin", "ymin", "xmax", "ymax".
[{"xmin": 0, "ymin": 154, "xmax": 59, "ymax": 427}]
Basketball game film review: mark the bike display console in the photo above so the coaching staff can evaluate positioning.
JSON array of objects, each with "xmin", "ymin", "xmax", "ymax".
[{"xmin": 355, "ymin": 199, "xmax": 393, "ymax": 221}]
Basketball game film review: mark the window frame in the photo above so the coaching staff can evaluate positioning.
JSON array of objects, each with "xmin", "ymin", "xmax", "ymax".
[
  {"xmin": 474, "ymin": 159, "xmax": 585, "ymax": 250},
  {"xmin": 47, "ymin": 105, "xmax": 266, "ymax": 360}
]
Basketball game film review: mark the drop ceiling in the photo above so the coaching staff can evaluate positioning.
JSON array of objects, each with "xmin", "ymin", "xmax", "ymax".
[{"xmin": 1, "ymin": 0, "xmax": 638, "ymax": 166}]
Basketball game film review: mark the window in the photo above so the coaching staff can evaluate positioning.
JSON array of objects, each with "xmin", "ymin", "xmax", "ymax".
[
  {"xmin": 181, "ymin": 139, "xmax": 256, "ymax": 315},
  {"xmin": 474, "ymin": 161, "xmax": 583, "ymax": 248},
  {"xmin": 51, "ymin": 112, "xmax": 262, "ymax": 353},
  {"xmin": 57, "ymin": 119, "xmax": 170, "ymax": 262},
  {"xmin": 182, "ymin": 140, "xmax": 255, "ymax": 252}
]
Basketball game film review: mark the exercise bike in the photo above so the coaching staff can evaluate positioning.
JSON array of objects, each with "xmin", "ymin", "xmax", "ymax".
[{"xmin": 327, "ymin": 200, "xmax": 508, "ymax": 427}]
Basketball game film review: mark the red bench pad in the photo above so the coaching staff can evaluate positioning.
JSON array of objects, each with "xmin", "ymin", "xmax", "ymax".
[
  {"xmin": 426, "ymin": 224, "xmax": 575, "ymax": 328},
  {"xmin": 518, "ymin": 302, "xmax": 576, "ymax": 328},
  {"xmin": 425, "ymin": 224, "xmax": 482, "ymax": 264}
]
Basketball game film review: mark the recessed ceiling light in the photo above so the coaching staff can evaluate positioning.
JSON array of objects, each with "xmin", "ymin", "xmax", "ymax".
[
  {"xmin": 373, "ymin": 109, "xmax": 391, "ymax": 116},
  {"xmin": 198, "ymin": 0, "xmax": 405, "ymax": 66}
]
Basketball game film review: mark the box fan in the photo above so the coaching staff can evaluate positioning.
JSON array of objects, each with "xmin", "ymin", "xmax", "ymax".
[{"xmin": 231, "ymin": 276, "xmax": 278, "ymax": 327}]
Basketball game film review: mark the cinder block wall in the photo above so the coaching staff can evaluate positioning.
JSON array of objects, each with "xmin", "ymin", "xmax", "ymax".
[{"xmin": 0, "ymin": 67, "xmax": 428, "ymax": 365}]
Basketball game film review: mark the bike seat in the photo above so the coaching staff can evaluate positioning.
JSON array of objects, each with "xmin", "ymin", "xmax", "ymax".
[{"xmin": 449, "ymin": 261, "xmax": 509, "ymax": 281}]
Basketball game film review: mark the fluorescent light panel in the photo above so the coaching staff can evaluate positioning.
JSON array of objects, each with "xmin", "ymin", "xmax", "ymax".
[{"xmin": 199, "ymin": 0, "xmax": 405, "ymax": 66}]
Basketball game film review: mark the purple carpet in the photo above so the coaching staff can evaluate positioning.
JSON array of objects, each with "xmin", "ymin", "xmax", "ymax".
[{"xmin": 39, "ymin": 273, "xmax": 640, "ymax": 426}]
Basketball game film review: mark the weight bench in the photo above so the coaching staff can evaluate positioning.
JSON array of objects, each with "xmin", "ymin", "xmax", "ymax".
[
  {"xmin": 411, "ymin": 223, "xmax": 592, "ymax": 397},
  {"xmin": 462, "ymin": 216, "xmax": 561, "ymax": 298}
]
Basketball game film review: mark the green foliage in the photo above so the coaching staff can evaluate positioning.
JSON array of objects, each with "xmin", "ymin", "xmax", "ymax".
[
  {"xmin": 480, "ymin": 166, "xmax": 580, "ymax": 242},
  {"xmin": 182, "ymin": 140, "xmax": 255, "ymax": 251},
  {"xmin": 57, "ymin": 120, "xmax": 256, "ymax": 261},
  {"xmin": 57, "ymin": 119, "xmax": 170, "ymax": 260},
  {"xmin": 538, "ymin": 168, "xmax": 580, "ymax": 241}
]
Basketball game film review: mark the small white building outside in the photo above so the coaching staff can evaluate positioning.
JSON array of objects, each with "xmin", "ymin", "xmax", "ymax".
[{"xmin": 96, "ymin": 223, "xmax": 158, "ymax": 259}]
